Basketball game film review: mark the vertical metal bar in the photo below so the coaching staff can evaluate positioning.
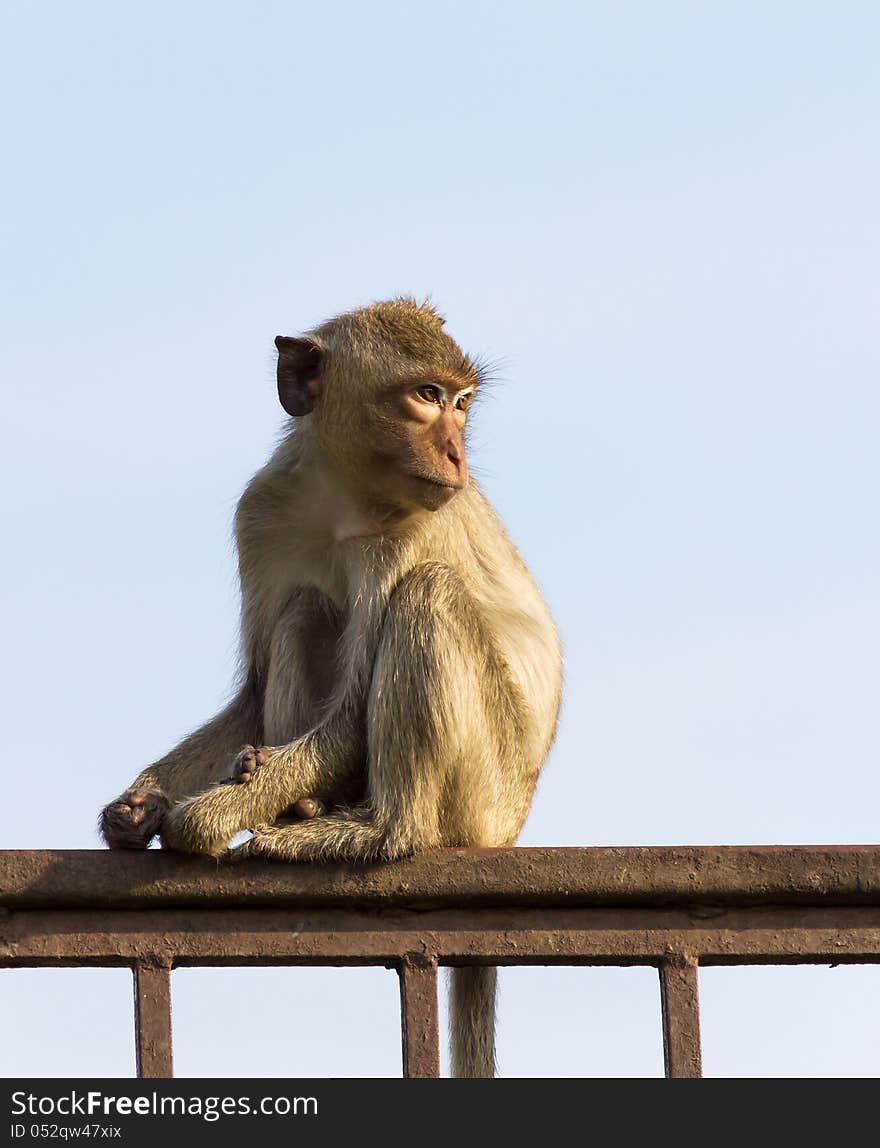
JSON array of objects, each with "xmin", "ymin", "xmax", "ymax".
[
  {"xmin": 659, "ymin": 957, "xmax": 702, "ymax": 1078},
  {"xmin": 398, "ymin": 953, "xmax": 440, "ymax": 1078},
  {"xmin": 133, "ymin": 961, "xmax": 174, "ymax": 1078}
]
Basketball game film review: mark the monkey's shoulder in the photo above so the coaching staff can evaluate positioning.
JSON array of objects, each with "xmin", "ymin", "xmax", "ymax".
[{"xmin": 235, "ymin": 465, "xmax": 295, "ymax": 530}]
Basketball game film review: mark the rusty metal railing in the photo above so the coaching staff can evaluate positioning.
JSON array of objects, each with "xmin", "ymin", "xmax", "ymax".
[{"xmin": 3, "ymin": 846, "xmax": 880, "ymax": 1077}]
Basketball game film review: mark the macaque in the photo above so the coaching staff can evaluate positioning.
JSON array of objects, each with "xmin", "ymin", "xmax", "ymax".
[{"xmin": 100, "ymin": 298, "xmax": 562, "ymax": 1076}]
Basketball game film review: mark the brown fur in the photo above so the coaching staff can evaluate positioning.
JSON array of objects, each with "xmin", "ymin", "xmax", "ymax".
[{"xmin": 99, "ymin": 298, "xmax": 562, "ymax": 1076}]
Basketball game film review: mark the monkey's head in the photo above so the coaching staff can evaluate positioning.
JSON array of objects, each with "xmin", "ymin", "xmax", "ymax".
[{"xmin": 275, "ymin": 298, "xmax": 481, "ymax": 514}]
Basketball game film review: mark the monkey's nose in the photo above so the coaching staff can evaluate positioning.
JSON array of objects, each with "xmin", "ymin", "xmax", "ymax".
[
  {"xmin": 446, "ymin": 446, "xmax": 467, "ymax": 480},
  {"xmin": 444, "ymin": 450, "xmax": 467, "ymax": 488}
]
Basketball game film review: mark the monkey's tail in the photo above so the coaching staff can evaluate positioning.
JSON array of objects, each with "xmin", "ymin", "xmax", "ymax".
[{"xmin": 449, "ymin": 966, "xmax": 497, "ymax": 1078}]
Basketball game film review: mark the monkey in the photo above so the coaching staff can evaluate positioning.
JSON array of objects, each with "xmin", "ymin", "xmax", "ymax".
[{"xmin": 99, "ymin": 297, "xmax": 562, "ymax": 1077}]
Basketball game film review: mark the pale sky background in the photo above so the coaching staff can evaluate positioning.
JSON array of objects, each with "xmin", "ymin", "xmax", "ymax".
[{"xmin": 1, "ymin": 1, "xmax": 878, "ymax": 1078}]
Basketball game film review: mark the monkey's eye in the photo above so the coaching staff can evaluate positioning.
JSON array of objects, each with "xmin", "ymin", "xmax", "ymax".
[
  {"xmin": 455, "ymin": 391, "xmax": 473, "ymax": 412},
  {"xmin": 417, "ymin": 384, "xmax": 442, "ymax": 404}
]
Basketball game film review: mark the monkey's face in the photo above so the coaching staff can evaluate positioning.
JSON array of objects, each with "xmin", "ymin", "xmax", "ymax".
[
  {"xmin": 275, "ymin": 311, "xmax": 479, "ymax": 518},
  {"xmin": 365, "ymin": 376, "xmax": 472, "ymax": 512}
]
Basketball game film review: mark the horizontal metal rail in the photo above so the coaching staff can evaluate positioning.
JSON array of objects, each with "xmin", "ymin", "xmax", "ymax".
[
  {"xmin": 4, "ymin": 846, "xmax": 880, "ymax": 908},
  {"xmin": 2, "ymin": 847, "xmax": 880, "ymax": 1078}
]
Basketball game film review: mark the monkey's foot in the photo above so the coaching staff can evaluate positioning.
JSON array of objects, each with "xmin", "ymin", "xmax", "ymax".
[
  {"xmin": 100, "ymin": 789, "xmax": 169, "ymax": 848},
  {"xmin": 226, "ymin": 809, "xmax": 386, "ymax": 864},
  {"xmin": 231, "ymin": 744, "xmax": 272, "ymax": 784},
  {"xmin": 225, "ymin": 825, "xmax": 278, "ymax": 863},
  {"xmin": 227, "ymin": 821, "xmax": 316, "ymax": 862}
]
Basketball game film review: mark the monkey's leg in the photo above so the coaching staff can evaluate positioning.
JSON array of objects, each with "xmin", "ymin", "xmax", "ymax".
[
  {"xmin": 159, "ymin": 586, "xmax": 354, "ymax": 857},
  {"xmin": 231, "ymin": 565, "xmax": 519, "ymax": 1079},
  {"xmin": 235, "ymin": 564, "xmax": 527, "ymax": 865},
  {"xmin": 100, "ymin": 678, "xmax": 261, "ymax": 848},
  {"xmin": 160, "ymin": 719, "xmax": 363, "ymax": 857}
]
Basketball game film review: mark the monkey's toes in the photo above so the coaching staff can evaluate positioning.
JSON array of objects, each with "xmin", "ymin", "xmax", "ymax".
[
  {"xmin": 226, "ymin": 825, "xmax": 274, "ymax": 862},
  {"xmin": 232, "ymin": 744, "xmax": 271, "ymax": 784}
]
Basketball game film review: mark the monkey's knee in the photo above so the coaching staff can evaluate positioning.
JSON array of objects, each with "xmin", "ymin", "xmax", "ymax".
[{"xmin": 100, "ymin": 789, "xmax": 169, "ymax": 849}]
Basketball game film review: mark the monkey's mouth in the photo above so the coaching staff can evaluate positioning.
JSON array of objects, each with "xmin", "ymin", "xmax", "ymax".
[
  {"xmin": 401, "ymin": 472, "xmax": 465, "ymax": 511},
  {"xmin": 406, "ymin": 472, "xmax": 467, "ymax": 493}
]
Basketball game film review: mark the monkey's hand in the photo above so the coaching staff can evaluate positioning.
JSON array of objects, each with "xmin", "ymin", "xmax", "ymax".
[{"xmin": 100, "ymin": 789, "xmax": 170, "ymax": 849}]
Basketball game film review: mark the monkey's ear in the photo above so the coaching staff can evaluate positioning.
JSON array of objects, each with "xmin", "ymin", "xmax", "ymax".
[{"xmin": 275, "ymin": 336, "xmax": 324, "ymax": 417}]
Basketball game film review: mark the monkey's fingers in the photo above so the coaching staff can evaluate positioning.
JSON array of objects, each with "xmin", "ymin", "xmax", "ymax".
[{"xmin": 231, "ymin": 744, "xmax": 274, "ymax": 785}]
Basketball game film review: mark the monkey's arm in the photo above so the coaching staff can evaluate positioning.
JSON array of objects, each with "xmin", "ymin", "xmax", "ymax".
[
  {"xmin": 99, "ymin": 678, "xmax": 261, "ymax": 848},
  {"xmin": 160, "ymin": 711, "xmax": 364, "ymax": 857}
]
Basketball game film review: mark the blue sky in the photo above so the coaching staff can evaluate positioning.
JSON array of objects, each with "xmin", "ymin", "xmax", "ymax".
[{"xmin": 1, "ymin": 1, "xmax": 878, "ymax": 1077}]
